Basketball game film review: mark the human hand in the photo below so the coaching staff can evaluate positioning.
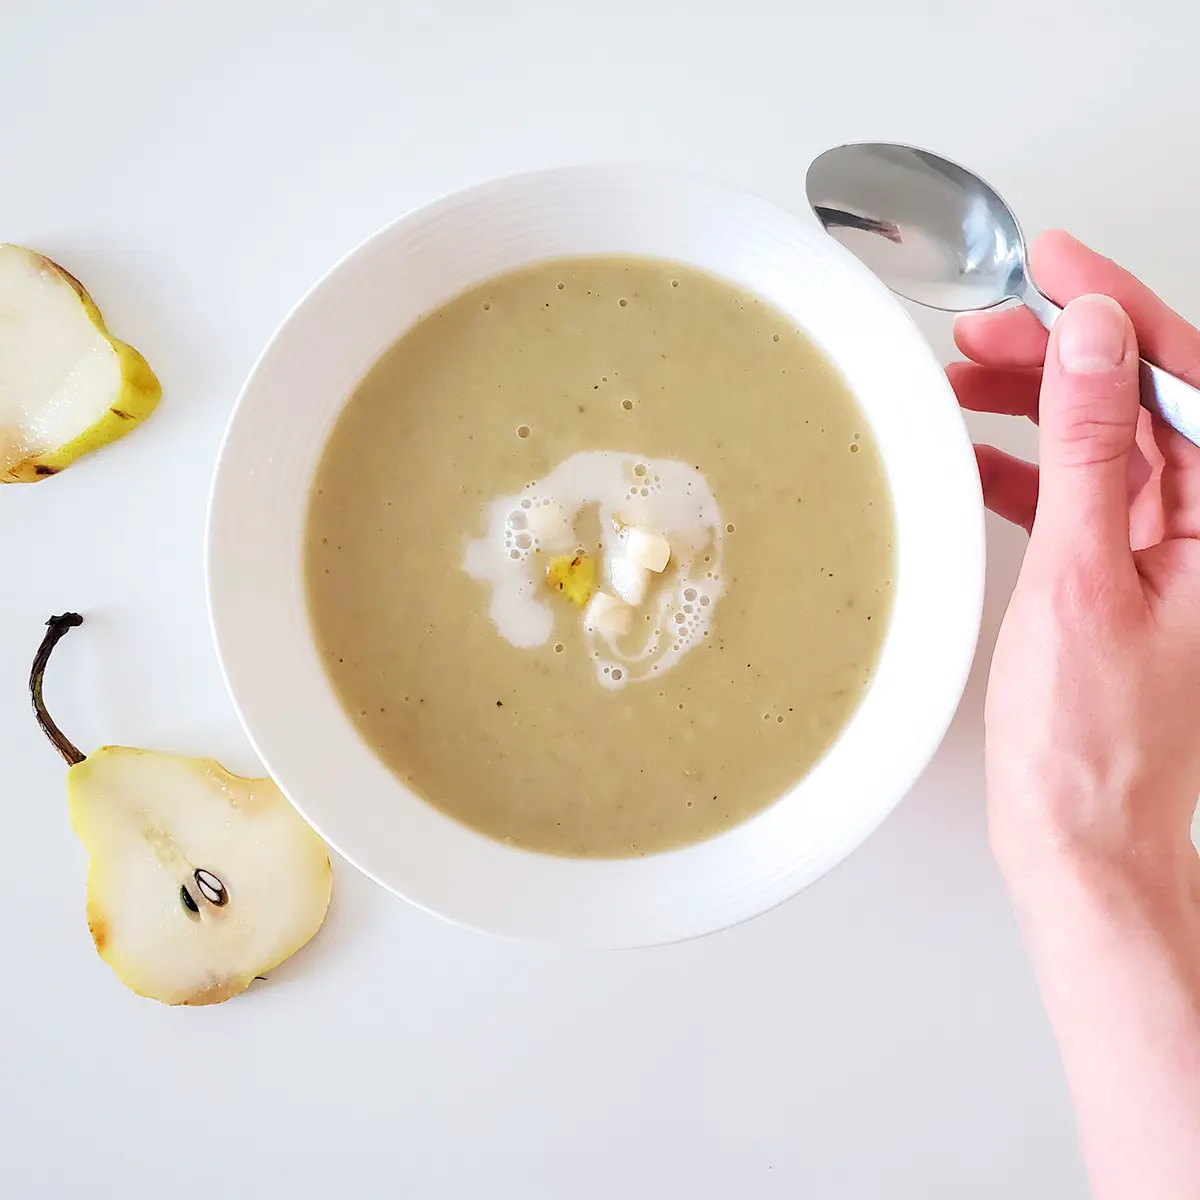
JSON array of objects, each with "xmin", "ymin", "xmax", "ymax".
[
  {"xmin": 950, "ymin": 232, "xmax": 1200, "ymax": 1200},
  {"xmin": 949, "ymin": 231, "xmax": 1200, "ymax": 892}
]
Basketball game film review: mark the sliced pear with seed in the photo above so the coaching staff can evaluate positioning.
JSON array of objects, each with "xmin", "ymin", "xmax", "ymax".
[
  {"xmin": 1, "ymin": 244, "xmax": 161, "ymax": 483},
  {"xmin": 31, "ymin": 614, "xmax": 331, "ymax": 1006}
]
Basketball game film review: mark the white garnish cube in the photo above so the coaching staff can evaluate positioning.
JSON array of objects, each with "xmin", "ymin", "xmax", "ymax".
[
  {"xmin": 620, "ymin": 525, "xmax": 671, "ymax": 573},
  {"xmin": 609, "ymin": 555, "xmax": 650, "ymax": 607},
  {"xmin": 584, "ymin": 591, "xmax": 633, "ymax": 637}
]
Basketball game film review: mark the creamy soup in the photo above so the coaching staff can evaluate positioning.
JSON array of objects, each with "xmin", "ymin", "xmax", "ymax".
[{"xmin": 306, "ymin": 257, "xmax": 894, "ymax": 857}]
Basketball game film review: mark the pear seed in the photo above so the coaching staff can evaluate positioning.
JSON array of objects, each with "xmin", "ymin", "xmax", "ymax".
[
  {"xmin": 194, "ymin": 868, "xmax": 228, "ymax": 906},
  {"xmin": 180, "ymin": 884, "xmax": 200, "ymax": 915}
]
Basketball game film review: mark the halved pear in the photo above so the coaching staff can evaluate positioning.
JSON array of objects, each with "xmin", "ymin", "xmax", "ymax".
[
  {"xmin": 1, "ymin": 244, "xmax": 161, "ymax": 483},
  {"xmin": 32, "ymin": 614, "xmax": 332, "ymax": 1006}
]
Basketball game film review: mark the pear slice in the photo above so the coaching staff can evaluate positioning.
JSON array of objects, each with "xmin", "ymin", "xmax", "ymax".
[
  {"xmin": 615, "ymin": 522, "xmax": 671, "ymax": 574},
  {"xmin": 1, "ymin": 245, "xmax": 161, "ymax": 483},
  {"xmin": 608, "ymin": 554, "xmax": 650, "ymax": 607},
  {"xmin": 584, "ymin": 590, "xmax": 633, "ymax": 637},
  {"xmin": 31, "ymin": 614, "xmax": 332, "ymax": 1006}
]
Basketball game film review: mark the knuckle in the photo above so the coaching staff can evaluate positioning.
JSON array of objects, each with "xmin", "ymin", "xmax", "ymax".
[{"xmin": 1045, "ymin": 400, "xmax": 1135, "ymax": 468}]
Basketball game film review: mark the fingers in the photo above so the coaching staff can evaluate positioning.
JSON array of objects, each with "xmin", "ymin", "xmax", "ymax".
[
  {"xmin": 954, "ymin": 230, "xmax": 1200, "ymax": 384},
  {"xmin": 948, "ymin": 362, "xmax": 1042, "ymax": 420},
  {"xmin": 954, "ymin": 306, "xmax": 1049, "ymax": 369},
  {"xmin": 1151, "ymin": 415, "xmax": 1200, "ymax": 540},
  {"xmin": 1030, "ymin": 231, "xmax": 1200, "ymax": 386},
  {"xmin": 955, "ymin": 231, "xmax": 1200, "ymax": 550},
  {"xmin": 1033, "ymin": 294, "xmax": 1142, "ymax": 568},
  {"xmin": 976, "ymin": 445, "xmax": 1039, "ymax": 532}
]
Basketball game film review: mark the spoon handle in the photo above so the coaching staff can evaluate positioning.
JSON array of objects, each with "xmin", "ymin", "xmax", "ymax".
[
  {"xmin": 1137, "ymin": 361, "xmax": 1200, "ymax": 448},
  {"xmin": 1025, "ymin": 289, "xmax": 1200, "ymax": 449}
]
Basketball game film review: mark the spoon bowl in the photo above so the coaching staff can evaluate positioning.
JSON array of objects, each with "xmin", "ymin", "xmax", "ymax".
[
  {"xmin": 807, "ymin": 141, "xmax": 1200, "ymax": 447},
  {"xmin": 806, "ymin": 143, "xmax": 1030, "ymax": 314}
]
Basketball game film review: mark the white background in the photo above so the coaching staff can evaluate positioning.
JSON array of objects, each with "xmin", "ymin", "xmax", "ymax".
[{"xmin": 3, "ymin": 3, "xmax": 1197, "ymax": 1197}]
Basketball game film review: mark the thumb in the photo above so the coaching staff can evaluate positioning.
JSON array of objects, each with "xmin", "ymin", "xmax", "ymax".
[{"xmin": 1033, "ymin": 293, "xmax": 1140, "ymax": 563}]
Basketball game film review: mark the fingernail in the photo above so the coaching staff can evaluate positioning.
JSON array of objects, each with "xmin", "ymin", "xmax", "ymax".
[{"xmin": 1056, "ymin": 294, "xmax": 1131, "ymax": 374}]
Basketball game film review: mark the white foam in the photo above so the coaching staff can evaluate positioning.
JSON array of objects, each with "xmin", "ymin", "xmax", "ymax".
[{"xmin": 463, "ymin": 450, "xmax": 726, "ymax": 688}]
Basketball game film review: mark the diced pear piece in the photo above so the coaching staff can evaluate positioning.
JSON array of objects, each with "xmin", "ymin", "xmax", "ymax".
[
  {"xmin": 609, "ymin": 554, "xmax": 650, "ymax": 607},
  {"xmin": 621, "ymin": 525, "xmax": 671, "ymax": 573},
  {"xmin": 584, "ymin": 591, "xmax": 633, "ymax": 637},
  {"xmin": 31, "ymin": 614, "xmax": 331, "ymax": 1006},
  {"xmin": 0, "ymin": 244, "xmax": 161, "ymax": 483},
  {"xmin": 546, "ymin": 552, "xmax": 596, "ymax": 607}
]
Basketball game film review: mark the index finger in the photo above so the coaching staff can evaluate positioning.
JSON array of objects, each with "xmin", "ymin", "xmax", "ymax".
[
  {"xmin": 957, "ymin": 230, "xmax": 1200, "ymax": 535},
  {"xmin": 1032, "ymin": 230, "xmax": 1200, "ymax": 387},
  {"xmin": 954, "ymin": 230, "xmax": 1200, "ymax": 382}
]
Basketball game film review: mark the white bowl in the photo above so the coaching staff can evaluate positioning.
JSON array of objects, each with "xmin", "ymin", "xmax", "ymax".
[{"xmin": 207, "ymin": 166, "xmax": 984, "ymax": 948}]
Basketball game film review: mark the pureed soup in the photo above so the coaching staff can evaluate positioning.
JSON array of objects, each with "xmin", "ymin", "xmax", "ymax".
[{"xmin": 305, "ymin": 257, "xmax": 895, "ymax": 857}]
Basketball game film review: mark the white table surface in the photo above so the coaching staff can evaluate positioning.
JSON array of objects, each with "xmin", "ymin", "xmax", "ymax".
[{"xmin": 4, "ymin": 3, "xmax": 1198, "ymax": 1196}]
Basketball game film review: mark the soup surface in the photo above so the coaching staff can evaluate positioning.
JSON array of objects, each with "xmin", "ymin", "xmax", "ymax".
[{"xmin": 306, "ymin": 257, "xmax": 894, "ymax": 857}]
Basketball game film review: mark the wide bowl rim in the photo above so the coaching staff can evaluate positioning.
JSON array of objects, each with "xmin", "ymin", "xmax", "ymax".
[{"xmin": 205, "ymin": 164, "xmax": 985, "ymax": 947}]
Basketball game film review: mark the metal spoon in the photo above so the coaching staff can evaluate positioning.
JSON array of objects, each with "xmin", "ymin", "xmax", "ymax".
[{"xmin": 805, "ymin": 141, "xmax": 1200, "ymax": 448}]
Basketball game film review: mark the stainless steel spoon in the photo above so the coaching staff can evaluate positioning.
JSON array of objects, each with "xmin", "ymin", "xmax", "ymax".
[{"xmin": 805, "ymin": 141, "xmax": 1200, "ymax": 448}]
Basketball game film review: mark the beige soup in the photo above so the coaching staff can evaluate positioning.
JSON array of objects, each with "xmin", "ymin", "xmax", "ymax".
[{"xmin": 306, "ymin": 257, "xmax": 894, "ymax": 857}]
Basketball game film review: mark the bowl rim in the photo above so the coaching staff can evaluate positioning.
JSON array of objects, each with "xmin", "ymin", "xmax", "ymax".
[{"xmin": 205, "ymin": 163, "xmax": 986, "ymax": 947}]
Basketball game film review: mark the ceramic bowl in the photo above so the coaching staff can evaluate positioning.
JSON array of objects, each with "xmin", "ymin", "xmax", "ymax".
[{"xmin": 207, "ymin": 166, "xmax": 984, "ymax": 947}]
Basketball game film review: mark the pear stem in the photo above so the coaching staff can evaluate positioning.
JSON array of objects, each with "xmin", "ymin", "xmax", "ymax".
[{"xmin": 31, "ymin": 613, "xmax": 86, "ymax": 766}]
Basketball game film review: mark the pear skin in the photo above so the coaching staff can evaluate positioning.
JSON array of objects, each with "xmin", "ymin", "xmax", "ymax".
[
  {"xmin": 0, "ymin": 245, "xmax": 161, "ymax": 483},
  {"xmin": 68, "ymin": 748, "xmax": 332, "ymax": 1006},
  {"xmin": 32, "ymin": 614, "xmax": 332, "ymax": 1006}
]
